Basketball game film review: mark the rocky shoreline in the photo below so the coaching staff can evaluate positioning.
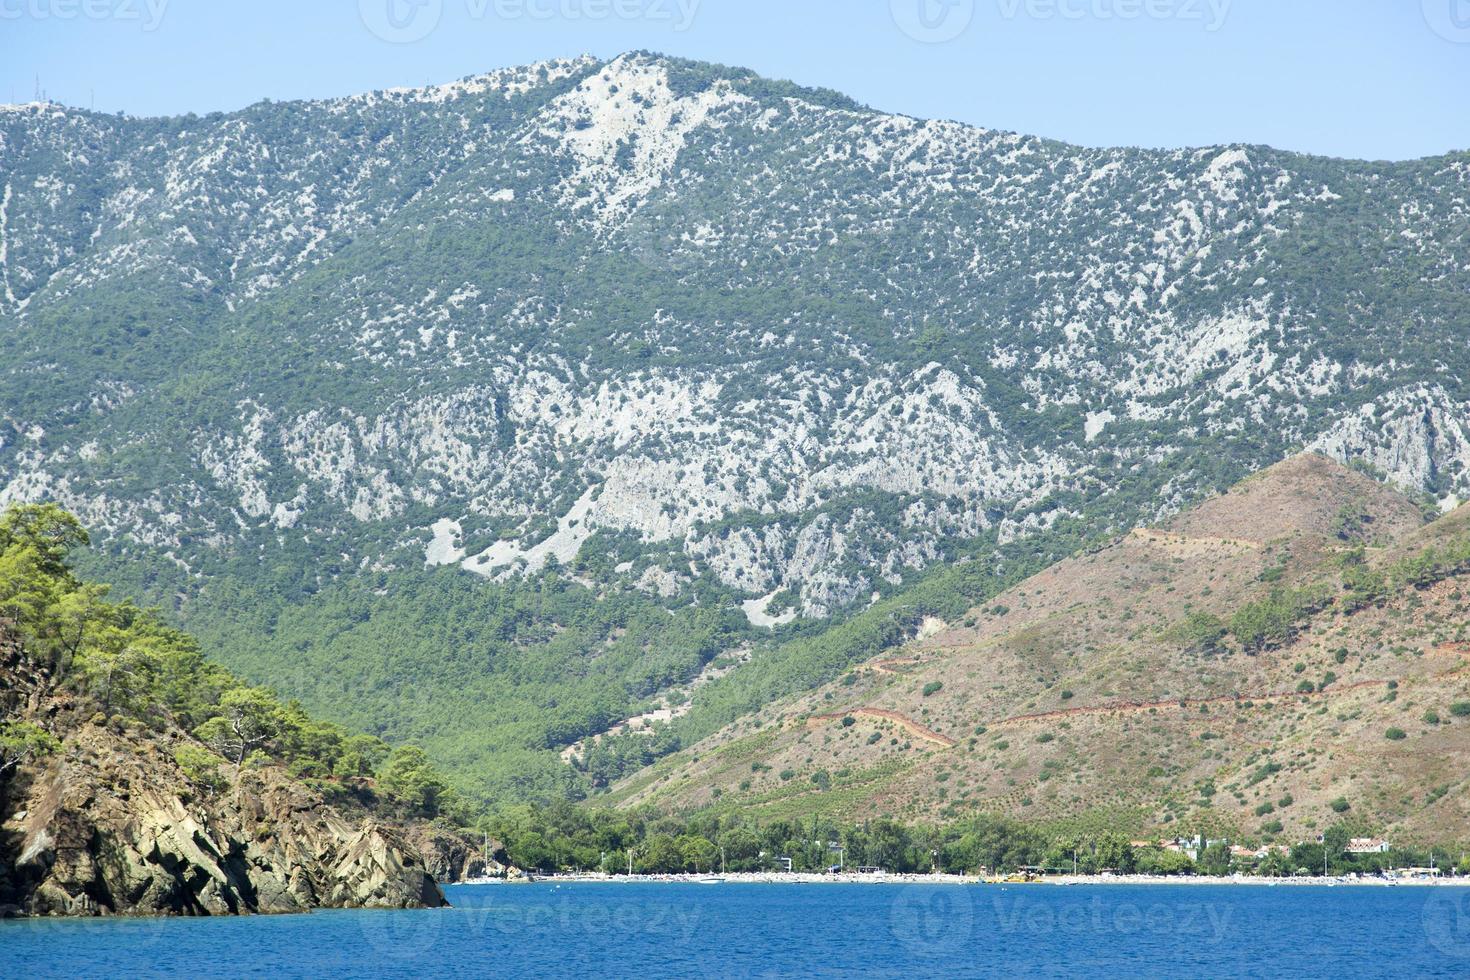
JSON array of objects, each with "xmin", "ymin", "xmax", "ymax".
[
  {"xmin": 0, "ymin": 716, "xmax": 449, "ymax": 917},
  {"xmin": 0, "ymin": 633, "xmax": 471, "ymax": 918}
]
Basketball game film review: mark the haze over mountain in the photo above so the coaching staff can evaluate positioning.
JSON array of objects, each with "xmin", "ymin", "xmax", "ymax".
[{"xmin": 2, "ymin": 52, "xmax": 1468, "ymax": 802}]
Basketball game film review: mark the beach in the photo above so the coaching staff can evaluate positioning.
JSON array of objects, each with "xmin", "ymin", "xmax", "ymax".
[{"xmin": 467, "ymin": 870, "xmax": 1470, "ymax": 888}]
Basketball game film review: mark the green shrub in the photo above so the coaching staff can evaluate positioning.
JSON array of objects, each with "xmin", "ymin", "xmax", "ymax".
[
  {"xmin": 173, "ymin": 744, "xmax": 229, "ymax": 796},
  {"xmin": 0, "ymin": 721, "xmax": 61, "ymax": 774},
  {"xmin": 922, "ymin": 681, "xmax": 944, "ymax": 697},
  {"xmin": 1246, "ymin": 762, "xmax": 1282, "ymax": 786},
  {"xmin": 1168, "ymin": 611, "xmax": 1226, "ymax": 653}
]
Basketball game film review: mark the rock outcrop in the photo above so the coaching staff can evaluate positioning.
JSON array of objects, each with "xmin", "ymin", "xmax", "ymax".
[
  {"xmin": 401, "ymin": 822, "xmax": 514, "ymax": 883},
  {"xmin": 0, "ymin": 639, "xmax": 448, "ymax": 917},
  {"xmin": 0, "ymin": 717, "xmax": 447, "ymax": 917}
]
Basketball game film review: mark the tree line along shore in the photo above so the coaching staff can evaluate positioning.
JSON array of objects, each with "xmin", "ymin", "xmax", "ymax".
[{"xmin": 480, "ymin": 802, "xmax": 1469, "ymax": 881}]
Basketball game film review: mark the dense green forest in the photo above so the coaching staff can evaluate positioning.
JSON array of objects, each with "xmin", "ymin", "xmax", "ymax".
[{"xmin": 0, "ymin": 504, "xmax": 457, "ymax": 821}]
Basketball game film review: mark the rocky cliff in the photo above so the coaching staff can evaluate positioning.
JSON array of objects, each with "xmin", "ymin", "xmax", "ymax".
[{"xmin": 0, "ymin": 637, "xmax": 449, "ymax": 917}]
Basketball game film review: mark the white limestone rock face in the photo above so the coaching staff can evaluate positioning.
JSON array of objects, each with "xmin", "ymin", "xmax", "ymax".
[{"xmin": 1310, "ymin": 386, "xmax": 1470, "ymax": 495}]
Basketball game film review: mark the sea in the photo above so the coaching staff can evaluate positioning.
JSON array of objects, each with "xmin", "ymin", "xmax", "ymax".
[{"xmin": 3, "ymin": 881, "xmax": 1469, "ymax": 978}]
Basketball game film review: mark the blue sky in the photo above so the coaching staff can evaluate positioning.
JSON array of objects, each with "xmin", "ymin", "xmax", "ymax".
[{"xmin": 2, "ymin": 0, "xmax": 1466, "ymax": 159}]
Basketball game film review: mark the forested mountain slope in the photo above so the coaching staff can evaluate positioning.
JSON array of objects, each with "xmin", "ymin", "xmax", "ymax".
[{"xmin": 2, "ymin": 53, "xmax": 1467, "ymax": 801}]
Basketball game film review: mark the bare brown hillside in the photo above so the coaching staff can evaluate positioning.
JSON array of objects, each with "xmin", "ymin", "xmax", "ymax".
[{"xmin": 607, "ymin": 455, "xmax": 1470, "ymax": 845}]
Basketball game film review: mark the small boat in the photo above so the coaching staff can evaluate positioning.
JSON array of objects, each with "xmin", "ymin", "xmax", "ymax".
[
  {"xmin": 996, "ymin": 869, "xmax": 1042, "ymax": 884},
  {"xmin": 697, "ymin": 876, "xmax": 726, "ymax": 884}
]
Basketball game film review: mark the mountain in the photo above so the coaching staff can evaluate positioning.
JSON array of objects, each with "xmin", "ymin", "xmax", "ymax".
[
  {"xmin": 604, "ymin": 455, "xmax": 1470, "ymax": 843},
  {"xmin": 2, "ymin": 52, "xmax": 1468, "ymax": 802}
]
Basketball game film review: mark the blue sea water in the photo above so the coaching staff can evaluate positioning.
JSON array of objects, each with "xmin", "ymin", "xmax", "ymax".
[{"xmin": 4, "ymin": 882, "xmax": 1470, "ymax": 978}]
